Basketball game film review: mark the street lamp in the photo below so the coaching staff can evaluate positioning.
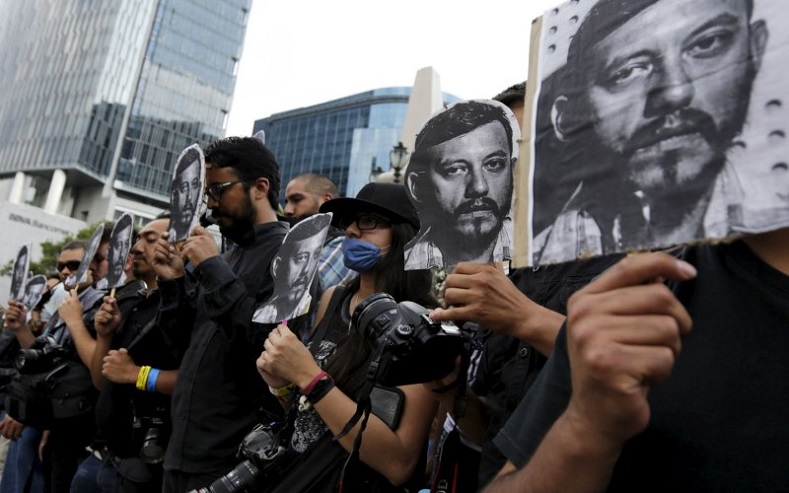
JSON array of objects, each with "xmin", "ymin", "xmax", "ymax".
[{"xmin": 389, "ymin": 141, "xmax": 409, "ymax": 184}]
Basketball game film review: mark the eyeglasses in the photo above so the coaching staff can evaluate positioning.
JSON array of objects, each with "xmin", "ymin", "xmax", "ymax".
[
  {"xmin": 204, "ymin": 181, "xmax": 244, "ymax": 203},
  {"xmin": 56, "ymin": 260, "xmax": 81, "ymax": 272},
  {"xmin": 339, "ymin": 214, "xmax": 390, "ymax": 231}
]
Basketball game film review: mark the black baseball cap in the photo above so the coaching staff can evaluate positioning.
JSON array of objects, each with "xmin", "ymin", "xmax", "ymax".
[{"xmin": 320, "ymin": 182, "xmax": 420, "ymax": 229}]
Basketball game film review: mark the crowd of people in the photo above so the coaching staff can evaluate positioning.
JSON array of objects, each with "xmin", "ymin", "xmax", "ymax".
[{"xmin": 1, "ymin": 0, "xmax": 788, "ymax": 490}]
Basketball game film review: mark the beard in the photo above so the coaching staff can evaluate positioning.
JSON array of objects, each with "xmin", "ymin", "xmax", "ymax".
[{"xmin": 213, "ymin": 195, "xmax": 258, "ymax": 245}]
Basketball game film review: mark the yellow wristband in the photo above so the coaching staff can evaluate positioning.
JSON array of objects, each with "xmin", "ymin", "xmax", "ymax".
[
  {"xmin": 269, "ymin": 384, "xmax": 296, "ymax": 398},
  {"xmin": 136, "ymin": 366, "xmax": 151, "ymax": 391}
]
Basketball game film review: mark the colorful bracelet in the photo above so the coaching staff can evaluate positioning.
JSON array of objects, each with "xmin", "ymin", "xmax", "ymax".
[
  {"xmin": 146, "ymin": 368, "xmax": 160, "ymax": 392},
  {"xmin": 301, "ymin": 370, "xmax": 329, "ymax": 396},
  {"xmin": 136, "ymin": 366, "xmax": 151, "ymax": 391},
  {"xmin": 269, "ymin": 384, "xmax": 296, "ymax": 398}
]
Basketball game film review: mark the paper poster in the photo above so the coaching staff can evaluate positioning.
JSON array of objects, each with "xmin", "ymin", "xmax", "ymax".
[
  {"xmin": 403, "ymin": 100, "xmax": 520, "ymax": 270},
  {"xmin": 169, "ymin": 143, "xmax": 205, "ymax": 243},
  {"xmin": 9, "ymin": 245, "xmax": 30, "ymax": 301},
  {"xmin": 252, "ymin": 213, "xmax": 332, "ymax": 324},
  {"xmin": 66, "ymin": 224, "xmax": 104, "ymax": 289},
  {"xmin": 98, "ymin": 212, "xmax": 134, "ymax": 290},
  {"xmin": 21, "ymin": 274, "xmax": 46, "ymax": 310},
  {"xmin": 516, "ymin": 0, "xmax": 789, "ymax": 266}
]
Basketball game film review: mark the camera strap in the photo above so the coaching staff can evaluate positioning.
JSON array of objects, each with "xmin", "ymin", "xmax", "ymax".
[
  {"xmin": 452, "ymin": 336, "xmax": 472, "ymax": 419},
  {"xmin": 334, "ymin": 344, "xmax": 394, "ymax": 492}
]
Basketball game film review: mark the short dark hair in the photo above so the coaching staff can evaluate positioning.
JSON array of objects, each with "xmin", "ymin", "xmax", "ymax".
[
  {"xmin": 410, "ymin": 101, "xmax": 515, "ymax": 173},
  {"xmin": 174, "ymin": 146, "xmax": 202, "ymax": 180},
  {"xmin": 493, "ymin": 82, "xmax": 526, "ymax": 108},
  {"xmin": 100, "ymin": 221, "xmax": 115, "ymax": 244},
  {"xmin": 567, "ymin": 0, "xmax": 754, "ymax": 78},
  {"xmin": 204, "ymin": 136, "xmax": 281, "ymax": 210},
  {"xmin": 61, "ymin": 240, "xmax": 88, "ymax": 254},
  {"xmin": 296, "ymin": 173, "xmax": 339, "ymax": 199}
]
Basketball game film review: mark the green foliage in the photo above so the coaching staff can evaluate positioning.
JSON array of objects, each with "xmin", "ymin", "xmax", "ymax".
[{"xmin": 0, "ymin": 224, "xmax": 103, "ymax": 277}]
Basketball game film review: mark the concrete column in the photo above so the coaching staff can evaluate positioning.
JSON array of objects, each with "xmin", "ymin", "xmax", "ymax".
[
  {"xmin": 8, "ymin": 171, "xmax": 25, "ymax": 203},
  {"xmin": 44, "ymin": 169, "xmax": 66, "ymax": 214}
]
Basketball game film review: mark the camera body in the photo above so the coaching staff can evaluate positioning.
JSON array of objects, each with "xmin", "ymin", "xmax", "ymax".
[
  {"xmin": 15, "ymin": 336, "xmax": 66, "ymax": 374},
  {"xmin": 352, "ymin": 293, "xmax": 466, "ymax": 387},
  {"xmin": 189, "ymin": 423, "xmax": 289, "ymax": 493}
]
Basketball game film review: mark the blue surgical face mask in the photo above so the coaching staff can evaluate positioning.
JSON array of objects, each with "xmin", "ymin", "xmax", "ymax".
[{"xmin": 342, "ymin": 238, "xmax": 384, "ymax": 272}]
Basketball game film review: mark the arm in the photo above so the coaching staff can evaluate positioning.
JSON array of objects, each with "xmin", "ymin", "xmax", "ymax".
[
  {"xmin": 431, "ymin": 263, "xmax": 564, "ymax": 356},
  {"xmin": 259, "ymin": 325, "xmax": 437, "ymax": 486},
  {"xmin": 4, "ymin": 300, "xmax": 36, "ymax": 348},
  {"xmin": 90, "ymin": 296, "xmax": 122, "ymax": 388},
  {"xmin": 57, "ymin": 289, "xmax": 95, "ymax": 367},
  {"xmin": 101, "ymin": 348, "xmax": 179, "ymax": 395},
  {"xmin": 483, "ymin": 253, "xmax": 696, "ymax": 493}
]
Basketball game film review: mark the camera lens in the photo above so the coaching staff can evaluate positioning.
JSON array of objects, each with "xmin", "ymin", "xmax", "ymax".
[
  {"xmin": 206, "ymin": 460, "xmax": 260, "ymax": 493},
  {"xmin": 140, "ymin": 427, "xmax": 165, "ymax": 464},
  {"xmin": 352, "ymin": 293, "xmax": 398, "ymax": 339}
]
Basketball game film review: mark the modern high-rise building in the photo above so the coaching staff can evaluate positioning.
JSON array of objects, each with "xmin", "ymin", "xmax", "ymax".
[
  {"xmin": 254, "ymin": 87, "xmax": 460, "ymax": 200},
  {"xmin": 0, "ymin": 0, "xmax": 250, "ymax": 283}
]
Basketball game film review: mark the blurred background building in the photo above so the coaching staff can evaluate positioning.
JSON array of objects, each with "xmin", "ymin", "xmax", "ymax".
[
  {"xmin": 254, "ymin": 69, "xmax": 459, "ymax": 199},
  {"xmin": 0, "ymin": 0, "xmax": 251, "ymax": 288}
]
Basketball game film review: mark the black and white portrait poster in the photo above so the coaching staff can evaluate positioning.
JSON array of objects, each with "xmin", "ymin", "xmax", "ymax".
[
  {"xmin": 9, "ymin": 244, "xmax": 30, "ymax": 301},
  {"xmin": 66, "ymin": 224, "xmax": 104, "ymax": 289},
  {"xmin": 98, "ymin": 212, "xmax": 134, "ymax": 290},
  {"xmin": 517, "ymin": 0, "xmax": 789, "ymax": 266},
  {"xmin": 252, "ymin": 213, "xmax": 332, "ymax": 324},
  {"xmin": 169, "ymin": 143, "xmax": 205, "ymax": 243},
  {"xmin": 404, "ymin": 99, "xmax": 520, "ymax": 271},
  {"xmin": 21, "ymin": 274, "xmax": 46, "ymax": 310}
]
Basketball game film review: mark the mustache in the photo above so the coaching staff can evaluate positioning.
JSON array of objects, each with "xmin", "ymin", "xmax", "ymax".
[
  {"xmin": 454, "ymin": 196, "xmax": 504, "ymax": 218},
  {"xmin": 623, "ymin": 108, "xmax": 718, "ymax": 156}
]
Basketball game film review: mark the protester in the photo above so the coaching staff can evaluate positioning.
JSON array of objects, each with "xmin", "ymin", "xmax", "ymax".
[
  {"xmin": 425, "ymin": 82, "xmax": 621, "ymax": 489},
  {"xmin": 154, "ymin": 136, "xmax": 313, "ymax": 492},
  {"xmin": 255, "ymin": 182, "xmax": 437, "ymax": 491},
  {"xmin": 284, "ymin": 173, "xmax": 352, "ymax": 290},
  {"xmin": 71, "ymin": 213, "xmax": 186, "ymax": 493}
]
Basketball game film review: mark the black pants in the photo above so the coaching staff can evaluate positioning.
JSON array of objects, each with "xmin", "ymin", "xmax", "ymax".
[{"xmin": 44, "ymin": 422, "xmax": 92, "ymax": 493}]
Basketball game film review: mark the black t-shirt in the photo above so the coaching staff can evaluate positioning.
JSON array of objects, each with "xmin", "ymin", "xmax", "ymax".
[
  {"xmin": 495, "ymin": 241, "xmax": 789, "ymax": 491},
  {"xmin": 471, "ymin": 255, "xmax": 621, "ymax": 485}
]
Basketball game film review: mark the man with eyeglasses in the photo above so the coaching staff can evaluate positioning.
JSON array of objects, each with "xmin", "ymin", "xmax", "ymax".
[{"xmin": 155, "ymin": 136, "xmax": 315, "ymax": 493}]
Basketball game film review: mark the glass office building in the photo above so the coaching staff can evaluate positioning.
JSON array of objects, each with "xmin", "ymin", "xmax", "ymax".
[
  {"xmin": 0, "ymin": 0, "xmax": 251, "ymax": 224},
  {"xmin": 254, "ymin": 88, "xmax": 460, "ymax": 200}
]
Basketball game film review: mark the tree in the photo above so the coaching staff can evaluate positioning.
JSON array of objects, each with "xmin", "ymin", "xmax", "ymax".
[{"xmin": 0, "ymin": 223, "xmax": 106, "ymax": 277}]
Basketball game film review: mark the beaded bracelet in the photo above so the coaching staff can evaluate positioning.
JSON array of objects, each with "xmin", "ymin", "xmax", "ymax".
[{"xmin": 136, "ymin": 366, "xmax": 151, "ymax": 391}]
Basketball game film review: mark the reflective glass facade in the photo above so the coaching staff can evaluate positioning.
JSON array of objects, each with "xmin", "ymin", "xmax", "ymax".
[
  {"xmin": 254, "ymin": 88, "xmax": 460, "ymax": 200},
  {"xmin": 0, "ymin": 0, "xmax": 250, "ymax": 212}
]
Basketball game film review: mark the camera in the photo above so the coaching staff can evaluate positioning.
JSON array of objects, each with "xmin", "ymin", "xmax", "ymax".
[
  {"xmin": 15, "ymin": 336, "xmax": 66, "ymax": 374},
  {"xmin": 188, "ymin": 423, "xmax": 289, "ymax": 493},
  {"xmin": 352, "ymin": 293, "xmax": 467, "ymax": 387}
]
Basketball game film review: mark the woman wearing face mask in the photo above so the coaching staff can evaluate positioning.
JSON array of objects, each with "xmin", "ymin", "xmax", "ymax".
[{"xmin": 254, "ymin": 183, "xmax": 437, "ymax": 492}]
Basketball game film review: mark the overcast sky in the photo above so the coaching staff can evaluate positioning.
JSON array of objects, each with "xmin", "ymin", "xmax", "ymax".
[{"xmin": 225, "ymin": 0, "xmax": 562, "ymax": 136}]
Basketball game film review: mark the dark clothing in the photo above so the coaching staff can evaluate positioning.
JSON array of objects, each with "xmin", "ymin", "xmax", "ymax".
[
  {"xmin": 471, "ymin": 256, "xmax": 620, "ymax": 485},
  {"xmin": 495, "ymin": 241, "xmax": 789, "ymax": 492},
  {"xmin": 163, "ymin": 221, "xmax": 312, "ymax": 483}
]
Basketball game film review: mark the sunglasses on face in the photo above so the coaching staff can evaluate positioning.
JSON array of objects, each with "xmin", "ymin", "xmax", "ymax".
[
  {"xmin": 204, "ymin": 181, "xmax": 244, "ymax": 203},
  {"xmin": 338, "ymin": 214, "xmax": 390, "ymax": 231},
  {"xmin": 57, "ymin": 260, "xmax": 81, "ymax": 272}
]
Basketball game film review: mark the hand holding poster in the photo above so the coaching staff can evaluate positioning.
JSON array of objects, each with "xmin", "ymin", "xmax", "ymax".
[
  {"xmin": 252, "ymin": 213, "xmax": 332, "ymax": 324},
  {"xmin": 403, "ymin": 100, "xmax": 520, "ymax": 271},
  {"xmin": 9, "ymin": 245, "xmax": 30, "ymax": 301},
  {"xmin": 169, "ymin": 143, "xmax": 205, "ymax": 243},
  {"xmin": 516, "ymin": 0, "xmax": 789, "ymax": 266}
]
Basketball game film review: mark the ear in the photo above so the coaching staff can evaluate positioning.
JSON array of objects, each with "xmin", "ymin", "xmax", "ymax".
[
  {"xmin": 405, "ymin": 172, "xmax": 426, "ymax": 204},
  {"xmin": 251, "ymin": 177, "xmax": 270, "ymax": 200},
  {"xmin": 551, "ymin": 95, "xmax": 572, "ymax": 142},
  {"xmin": 749, "ymin": 20, "xmax": 769, "ymax": 74},
  {"xmin": 271, "ymin": 256, "xmax": 280, "ymax": 279}
]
